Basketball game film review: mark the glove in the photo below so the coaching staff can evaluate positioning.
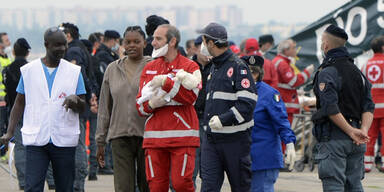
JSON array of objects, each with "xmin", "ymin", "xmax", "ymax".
[
  {"xmin": 148, "ymin": 90, "xmax": 168, "ymax": 109},
  {"xmin": 176, "ymin": 69, "xmax": 202, "ymax": 90},
  {"xmin": 305, "ymin": 64, "xmax": 315, "ymax": 74},
  {"xmin": 151, "ymin": 75, "xmax": 168, "ymax": 88},
  {"xmin": 209, "ymin": 115, "xmax": 223, "ymax": 130},
  {"xmin": 285, "ymin": 142, "xmax": 296, "ymax": 171}
]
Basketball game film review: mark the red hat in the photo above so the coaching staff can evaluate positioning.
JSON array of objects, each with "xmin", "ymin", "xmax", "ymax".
[
  {"xmin": 230, "ymin": 45, "xmax": 240, "ymax": 54},
  {"xmin": 245, "ymin": 38, "xmax": 259, "ymax": 53}
]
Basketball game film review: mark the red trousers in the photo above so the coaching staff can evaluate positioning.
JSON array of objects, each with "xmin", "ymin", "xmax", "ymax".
[
  {"xmin": 365, "ymin": 118, "xmax": 384, "ymax": 157},
  {"xmin": 145, "ymin": 147, "xmax": 196, "ymax": 192}
]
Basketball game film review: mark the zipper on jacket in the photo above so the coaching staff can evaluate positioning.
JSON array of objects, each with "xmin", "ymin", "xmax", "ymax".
[{"xmin": 173, "ymin": 112, "xmax": 191, "ymax": 129}]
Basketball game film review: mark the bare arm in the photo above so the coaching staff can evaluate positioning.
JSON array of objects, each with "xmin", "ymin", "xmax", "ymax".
[
  {"xmin": 360, "ymin": 112, "xmax": 373, "ymax": 135},
  {"xmin": 1, "ymin": 94, "xmax": 25, "ymax": 144},
  {"xmin": 329, "ymin": 113, "xmax": 369, "ymax": 145}
]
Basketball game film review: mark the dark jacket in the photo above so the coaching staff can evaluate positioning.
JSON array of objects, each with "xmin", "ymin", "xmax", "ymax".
[
  {"xmin": 2, "ymin": 57, "xmax": 27, "ymax": 111},
  {"xmin": 192, "ymin": 55, "xmax": 212, "ymax": 119}
]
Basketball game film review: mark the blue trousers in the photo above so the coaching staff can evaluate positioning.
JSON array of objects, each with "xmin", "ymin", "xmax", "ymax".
[
  {"xmin": 25, "ymin": 143, "xmax": 76, "ymax": 192},
  {"xmin": 200, "ymin": 132, "xmax": 252, "ymax": 192},
  {"xmin": 251, "ymin": 169, "xmax": 279, "ymax": 192}
]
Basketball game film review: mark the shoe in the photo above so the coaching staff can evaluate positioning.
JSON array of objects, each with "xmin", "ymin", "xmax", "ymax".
[
  {"xmin": 48, "ymin": 185, "xmax": 56, "ymax": 190},
  {"xmin": 88, "ymin": 174, "xmax": 98, "ymax": 181},
  {"xmin": 98, "ymin": 168, "xmax": 114, "ymax": 175}
]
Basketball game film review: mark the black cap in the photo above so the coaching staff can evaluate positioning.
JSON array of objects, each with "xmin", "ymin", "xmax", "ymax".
[
  {"xmin": 15, "ymin": 38, "xmax": 31, "ymax": 50},
  {"xmin": 240, "ymin": 55, "xmax": 264, "ymax": 67},
  {"xmin": 104, "ymin": 30, "xmax": 120, "ymax": 39},
  {"xmin": 325, "ymin": 24, "xmax": 348, "ymax": 41},
  {"xmin": 197, "ymin": 23, "xmax": 227, "ymax": 43},
  {"xmin": 258, "ymin": 34, "xmax": 274, "ymax": 45},
  {"xmin": 194, "ymin": 35, "xmax": 203, "ymax": 46},
  {"xmin": 145, "ymin": 15, "xmax": 169, "ymax": 36}
]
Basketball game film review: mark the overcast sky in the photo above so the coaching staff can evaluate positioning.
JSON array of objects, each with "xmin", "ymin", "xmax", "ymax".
[{"xmin": 8, "ymin": 0, "xmax": 350, "ymax": 24}]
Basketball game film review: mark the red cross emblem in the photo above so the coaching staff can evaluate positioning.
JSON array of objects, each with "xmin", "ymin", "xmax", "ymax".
[
  {"xmin": 241, "ymin": 78, "xmax": 250, "ymax": 88},
  {"xmin": 227, "ymin": 67, "xmax": 234, "ymax": 78},
  {"xmin": 368, "ymin": 65, "xmax": 381, "ymax": 82}
]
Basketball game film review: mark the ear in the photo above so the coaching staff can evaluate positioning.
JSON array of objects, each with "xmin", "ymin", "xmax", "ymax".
[{"xmin": 170, "ymin": 37, "xmax": 177, "ymax": 48}]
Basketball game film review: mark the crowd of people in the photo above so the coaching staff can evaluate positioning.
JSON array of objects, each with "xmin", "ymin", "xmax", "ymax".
[{"xmin": 0, "ymin": 13, "xmax": 380, "ymax": 192}]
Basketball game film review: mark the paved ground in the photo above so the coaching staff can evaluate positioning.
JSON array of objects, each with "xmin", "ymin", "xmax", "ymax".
[{"xmin": 0, "ymin": 163, "xmax": 383, "ymax": 192}]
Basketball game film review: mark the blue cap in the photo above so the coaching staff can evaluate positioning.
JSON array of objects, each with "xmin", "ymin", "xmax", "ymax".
[
  {"xmin": 104, "ymin": 30, "xmax": 120, "ymax": 39},
  {"xmin": 325, "ymin": 24, "xmax": 348, "ymax": 41},
  {"xmin": 194, "ymin": 35, "xmax": 203, "ymax": 46},
  {"xmin": 197, "ymin": 22, "xmax": 227, "ymax": 43},
  {"xmin": 240, "ymin": 55, "xmax": 264, "ymax": 67},
  {"xmin": 15, "ymin": 38, "xmax": 31, "ymax": 50}
]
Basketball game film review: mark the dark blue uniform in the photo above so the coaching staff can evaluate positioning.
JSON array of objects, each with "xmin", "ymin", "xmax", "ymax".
[
  {"xmin": 201, "ymin": 49, "xmax": 257, "ymax": 192},
  {"xmin": 312, "ymin": 47, "xmax": 375, "ymax": 191}
]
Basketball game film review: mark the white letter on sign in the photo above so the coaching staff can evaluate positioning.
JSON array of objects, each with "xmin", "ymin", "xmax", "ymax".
[{"xmin": 345, "ymin": 7, "xmax": 367, "ymax": 45}]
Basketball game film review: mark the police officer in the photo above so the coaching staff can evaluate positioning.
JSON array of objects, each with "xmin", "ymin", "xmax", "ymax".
[
  {"xmin": 241, "ymin": 55, "xmax": 296, "ymax": 192},
  {"xmin": 198, "ymin": 23, "xmax": 257, "ymax": 192},
  {"xmin": 95, "ymin": 30, "xmax": 120, "ymax": 73},
  {"xmin": 312, "ymin": 24, "xmax": 375, "ymax": 191}
]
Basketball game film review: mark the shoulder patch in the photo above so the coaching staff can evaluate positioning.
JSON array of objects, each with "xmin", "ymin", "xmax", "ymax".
[
  {"xmin": 241, "ymin": 78, "xmax": 250, "ymax": 88},
  {"xmin": 240, "ymin": 69, "xmax": 247, "ymax": 75},
  {"xmin": 319, "ymin": 82, "xmax": 326, "ymax": 91},
  {"xmin": 285, "ymin": 71, "xmax": 293, "ymax": 78}
]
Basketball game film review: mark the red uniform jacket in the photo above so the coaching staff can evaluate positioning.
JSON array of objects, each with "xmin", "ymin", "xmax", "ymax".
[
  {"xmin": 262, "ymin": 58, "xmax": 278, "ymax": 89},
  {"xmin": 272, "ymin": 54, "xmax": 310, "ymax": 114},
  {"xmin": 136, "ymin": 53, "xmax": 200, "ymax": 148},
  {"xmin": 362, "ymin": 53, "xmax": 384, "ymax": 118}
]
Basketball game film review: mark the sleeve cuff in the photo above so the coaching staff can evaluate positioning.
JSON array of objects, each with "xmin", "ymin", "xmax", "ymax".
[
  {"xmin": 143, "ymin": 101, "xmax": 154, "ymax": 114},
  {"xmin": 218, "ymin": 111, "xmax": 235, "ymax": 126},
  {"xmin": 162, "ymin": 77, "xmax": 174, "ymax": 93}
]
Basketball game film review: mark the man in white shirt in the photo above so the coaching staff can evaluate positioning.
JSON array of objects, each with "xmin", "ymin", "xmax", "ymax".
[{"xmin": 1, "ymin": 27, "xmax": 86, "ymax": 192}]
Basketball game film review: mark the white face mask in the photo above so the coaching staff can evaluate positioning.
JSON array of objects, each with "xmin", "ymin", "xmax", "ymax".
[
  {"xmin": 200, "ymin": 43, "xmax": 211, "ymax": 57},
  {"xmin": 111, "ymin": 43, "xmax": 119, "ymax": 52},
  {"xmin": 4, "ymin": 46, "xmax": 11, "ymax": 54},
  {"xmin": 152, "ymin": 44, "xmax": 169, "ymax": 58}
]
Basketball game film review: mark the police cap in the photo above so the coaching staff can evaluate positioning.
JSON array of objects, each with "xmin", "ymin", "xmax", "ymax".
[
  {"xmin": 325, "ymin": 24, "xmax": 348, "ymax": 41},
  {"xmin": 104, "ymin": 30, "xmax": 121, "ymax": 39},
  {"xmin": 197, "ymin": 22, "xmax": 227, "ymax": 43},
  {"xmin": 194, "ymin": 35, "xmax": 203, "ymax": 46},
  {"xmin": 240, "ymin": 55, "xmax": 264, "ymax": 68}
]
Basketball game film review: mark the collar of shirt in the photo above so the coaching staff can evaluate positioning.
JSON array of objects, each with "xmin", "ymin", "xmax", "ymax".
[
  {"xmin": 324, "ymin": 47, "xmax": 350, "ymax": 61},
  {"xmin": 212, "ymin": 49, "xmax": 232, "ymax": 67}
]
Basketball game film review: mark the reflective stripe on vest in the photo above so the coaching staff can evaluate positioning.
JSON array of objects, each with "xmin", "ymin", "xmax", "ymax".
[
  {"xmin": 285, "ymin": 103, "xmax": 300, "ymax": 109},
  {"xmin": 277, "ymin": 83, "xmax": 295, "ymax": 90},
  {"xmin": 212, "ymin": 90, "xmax": 258, "ymax": 102},
  {"xmin": 211, "ymin": 119, "xmax": 254, "ymax": 134},
  {"xmin": 372, "ymin": 83, "xmax": 384, "ymax": 89},
  {"xmin": 274, "ymin": 59, "xmax": 284, "ymax": 69},
  {"xmin": 144, "ymin": 129, "xmax": 199, "ymax": 139},
  {"xmin": 375, "ymin": 103, "xmax": 384, "ymax": 109}
]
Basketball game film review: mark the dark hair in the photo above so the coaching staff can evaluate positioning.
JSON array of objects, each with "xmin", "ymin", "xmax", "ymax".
[
  {"xmin": 0, "ymin": 32, "xmax": 7, "ymax": 44},
  {"xmin": 186, "ymin": 39, "xmax": 195, "ymax": 49},
  {"xmin": 123, "ymin": 26, "xmax": 146, "ymax": 40},
  {"xmin": 44, "ymin": 27, "xmax": 65, "ymax": 42},
  {"xmin": 61, "ymin": 23, "xmax": 80, "ymax": 40},
  {"xmin": 88, "ymin": 32, "xmax": 103, "ymax": 45},
  {"xmin": 371, "ymin": 36, "xmax": 384, "ymax": 53},
  {"xmin": 203, "ymin": 35, "xmax": 228, "ymax": 48},
  {"xmin": 249, "ymin": 65, "xmax": 264, "ymax": 82},
  {"xmin": 13, "ymin": 42, "xmax": 29, "ymax": 57}
]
